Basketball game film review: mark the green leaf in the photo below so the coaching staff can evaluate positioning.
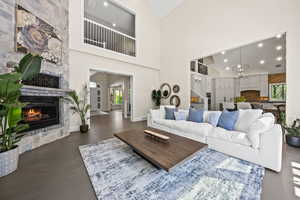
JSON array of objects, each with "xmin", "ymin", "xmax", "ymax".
[
  {"xmin": 12, "ymin": 138, "xmax": 21, "ymax": 144},
  {"xmin": 13, "ymin": 124, "xmax": 29, "ymax": 133},
  {"xmin": 84, "ymin": 104, "xmax": 91, "ymax": 114},
  {"xmin": 7, "ymin": 107, "xmax": 22, "ymax": 128},
  {"xmin": 16, "ymin": 53, "xmax": 42, "ymax": 80},
  {"xmin": 0, "ymin": 73, "xmax": 22, "ymax": 103}
]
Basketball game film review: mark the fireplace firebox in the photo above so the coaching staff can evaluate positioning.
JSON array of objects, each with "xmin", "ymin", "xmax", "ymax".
[{"xmin": 19, "ymin": 96, "xmax": 60, "ymax": 132}]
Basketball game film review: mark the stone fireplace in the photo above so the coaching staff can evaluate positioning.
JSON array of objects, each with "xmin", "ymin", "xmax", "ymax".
[
  {"xmin": 18, "ymin": 73, "xmax": 71, "ymax": 154},
  {"xmin": 0, "ymin": 0, "xmax": 70, "ymax": 154}
]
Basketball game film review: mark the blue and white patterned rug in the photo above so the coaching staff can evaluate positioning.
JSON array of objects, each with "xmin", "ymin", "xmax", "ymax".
[{"xmin": 79, "ymin": 138, "xmax": 264, "ymax": 200}]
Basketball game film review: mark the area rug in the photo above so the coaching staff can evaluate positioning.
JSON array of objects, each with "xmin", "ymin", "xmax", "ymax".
[{"xmin": 79, "ymin": 138, "xmax": 264, "ymax": 200}]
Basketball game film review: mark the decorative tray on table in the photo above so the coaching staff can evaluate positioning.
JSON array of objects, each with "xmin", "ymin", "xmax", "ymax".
[{"xmin": 144, "ymin": 130, "xmax": 170, "ymax": 142}]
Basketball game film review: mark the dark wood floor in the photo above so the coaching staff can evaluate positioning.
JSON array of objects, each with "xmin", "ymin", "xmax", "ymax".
[{"xmin": 0, "ymin": 110, "xmax": 299, "ymax": 200}]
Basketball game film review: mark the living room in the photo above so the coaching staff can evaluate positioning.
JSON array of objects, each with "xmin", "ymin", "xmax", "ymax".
[{"xmin": 0, "ymin": 0, "xmax": 300, "ymax": 200}]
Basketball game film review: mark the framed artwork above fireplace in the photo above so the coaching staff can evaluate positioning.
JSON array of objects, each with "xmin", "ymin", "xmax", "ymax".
[{"xmin": 15, "ymin": 5, "xmax": 63, "ymax": 64}]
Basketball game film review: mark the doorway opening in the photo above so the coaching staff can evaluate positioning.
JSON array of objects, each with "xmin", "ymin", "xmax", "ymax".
[{"xmin": 89, "ymin": 69, "xmax": 133, "ymax": 129}]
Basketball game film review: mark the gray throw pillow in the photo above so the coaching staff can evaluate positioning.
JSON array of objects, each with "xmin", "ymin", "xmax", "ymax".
[{"xmin": 165, "ymin": 107, "xmax": 177, "ymax": 120}]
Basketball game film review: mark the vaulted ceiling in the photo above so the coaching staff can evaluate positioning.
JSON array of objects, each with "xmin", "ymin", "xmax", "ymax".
[
  {"xmin": 148, "ymin": 0, "xmax": 184, "ymax": 17},
  {"xmin": 201, "ymin": 34, "xmax": 286, "ymax": 76}
]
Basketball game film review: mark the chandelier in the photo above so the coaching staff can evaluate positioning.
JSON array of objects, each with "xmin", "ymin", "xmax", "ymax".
[{"xmin": 231, "ymin": 47, "xmax": 250, "ymax": 77}]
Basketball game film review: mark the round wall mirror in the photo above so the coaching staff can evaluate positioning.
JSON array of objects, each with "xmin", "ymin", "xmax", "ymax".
[
  {"xmin": 160, "ymin": 83, "xmax": 171, "ymax": 99},
  {"xmin": 173, "ymin": 85, "xmax": 180, "ymax": 93},
  {"xmin": 170, "ymin": 95, "xmax": 181, "ymax": 107}
]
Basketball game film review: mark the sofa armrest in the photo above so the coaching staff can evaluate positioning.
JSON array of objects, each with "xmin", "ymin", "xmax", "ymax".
[
  {"xmin": 150, "ymin": 109, "xmax": 161, "ymax": 120},
  {"xmin": 259, "ymin": 124, "xmax": 283, "ymax": 172},
  {"xmin": 147, "ymin": 109, "xmax": 161, "ymax": 127}
]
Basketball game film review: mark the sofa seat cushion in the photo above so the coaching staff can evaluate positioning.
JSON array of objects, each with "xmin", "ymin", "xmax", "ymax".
[
  {"xmin": 153, "ymin": 119, "xmax": 178, "ymax": 129},
  {"xmin": 173, "ymin": 121, "xmax": 213, "ymax": 137},
  {"xmin": 209, "ymin": 127, "xmax": 251, "ymax": 147}
]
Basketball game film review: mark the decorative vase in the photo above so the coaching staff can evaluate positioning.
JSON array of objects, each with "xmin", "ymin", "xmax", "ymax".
[
  {"xmin": 0, "ymin": 146, "xmax": 19, "ymax": 177},
  {"xmin": 286, "ymin": 135, "xmax": 300, "ymax": 148},
  {"xmin": 80, "ymin": 124, "xmax": 89, "ymax": 133}
]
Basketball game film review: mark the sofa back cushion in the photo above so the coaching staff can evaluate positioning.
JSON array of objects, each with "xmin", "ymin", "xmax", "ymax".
[
  {"xmin": 188, "ymin": 108, "xmax": 204, "ymax": 123},
  {"xmin": 217, "ymin": 110, "xmax": 239, "ymax": 131},
  {"xmin": 204, "ymin": 111, "xmax": 222, "ymax": 127},
  {"xmin": 234, "ymin": 109, "xmax": 263, "ymax": 132},
  {"xmin": 165, "ymin": 107, "xmax": 177, "ymax": 120}
]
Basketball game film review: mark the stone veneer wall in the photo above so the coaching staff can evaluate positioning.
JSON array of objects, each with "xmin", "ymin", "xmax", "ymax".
[{"xmin": 0, "ymin": 0, "xmax": 70, "ymax": 154}]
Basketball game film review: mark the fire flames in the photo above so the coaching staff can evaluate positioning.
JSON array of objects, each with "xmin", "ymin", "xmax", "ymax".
[{"xmin": 24, "ymin": 109, "xmax": 42, "ymax": 121}]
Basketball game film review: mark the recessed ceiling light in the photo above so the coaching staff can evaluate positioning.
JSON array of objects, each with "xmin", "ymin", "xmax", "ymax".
[
  {"xmin": 104, "ymin": 1, "xmax": 108, "ymax": 7},
  {"xmin": 260, "ymin": 60, "xmax": 265, "ymax": 64},
  {"xmin": 224, "ymin": 59, "xmax": 228, "ymax": 63},
  {"xmin": 237, "ymin": 64, "xmax": 242, "ymax": 68},
  {"xmin": 225, "ymin": 66, "xmax": 230, "ymax": 71},
  {"xmin": 112, "ymin": 23, "xmax": 116, "ymax": 27},
  {"xmin": 221, "ymin": 51, "xmax": 226, "ymax": 55},
  {"xmin": 276, "ymin": 34, "xmax": 282, "ymax": 39},
  {"xmin": 276, "ymin": 56, "xmax": 283, "ymax": 61},
  {"xmin": 276, "ymin": 45, "xmax": 283, "ymax": 50},
  {"xmin": 258, "ymin": 43, "xmax": 264, "ymax": 48}
]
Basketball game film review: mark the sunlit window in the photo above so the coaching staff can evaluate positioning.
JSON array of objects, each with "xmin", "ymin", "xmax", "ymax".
[
  {"xmin": 111, "ymin": 88, "xmax": 123, "ymax": 105},
  {"xmin": 269, "ymin": 83, "xmax": 286, "ymax": 101}
]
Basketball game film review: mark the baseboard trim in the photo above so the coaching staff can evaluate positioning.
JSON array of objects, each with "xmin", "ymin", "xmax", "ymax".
[
  {"xmin": 69, "ymin": 125, "xmax": 79, "ymax": 133},
  {"xmin": 132, "ymin": 116, "xmax": 147, "ymax": 122}
]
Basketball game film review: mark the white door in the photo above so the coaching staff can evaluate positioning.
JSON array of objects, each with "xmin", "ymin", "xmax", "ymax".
[{"xmin": 90, "ymin": 84, "xmax": 101, "ymax": 112}]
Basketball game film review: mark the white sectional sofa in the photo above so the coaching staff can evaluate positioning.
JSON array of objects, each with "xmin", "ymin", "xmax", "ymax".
[{"xmin": 147, "ymin": 106, "xmax": 283, "ymax": 172}]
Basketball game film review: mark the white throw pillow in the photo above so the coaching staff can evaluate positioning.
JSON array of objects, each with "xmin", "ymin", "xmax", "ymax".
[
  {"xmin": 178, "ymin": 109, "xmax": 189, "ymax": 119},
  {"xmin": 174, "ymin": 111, "xmax": 188, "ymax": 121},
  {"xmin": 247, "ymin": 113, "xmax": 275, "ymax": 149},
  {"xmin": 234, "ymin": 109, "xmax": 263, "ymax": 132},
  {"xmin": 204, "ymin": 111, "xmax": 222, "ymax": 126}
]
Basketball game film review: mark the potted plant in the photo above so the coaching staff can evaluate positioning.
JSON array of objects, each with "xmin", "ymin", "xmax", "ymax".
[
  {"xmin": 64, "ymin": 85, "xmax": 91, "ymax": 133},
  {"xmin": 0, "ymin": 54, "xmax": 42, "ymax": 177},
  {"xmin": 283, "ymin": 119, "xmax": 300, "ymax": 148},
  {"xmin": 234, "ymin": 96, "xmax": 246, "ymax": 103},
  {"xmin": 152, "ymin": 89, "xmax": 162, "ymax": 107}
]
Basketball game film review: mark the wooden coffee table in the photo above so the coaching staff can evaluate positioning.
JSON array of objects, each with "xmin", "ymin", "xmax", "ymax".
[{"xmin": 114, "ymin": 128, "xmax": 206, "ymax": 172}]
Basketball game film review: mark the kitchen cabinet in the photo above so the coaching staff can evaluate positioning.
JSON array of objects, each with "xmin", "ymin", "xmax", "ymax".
[
  {"xmin": 238, "ymin": 74, "xmax": 268, "ymax": 96},
  {"xmin": 260, "ymin": 74, "xmax": 268, "ymax": 96},
  {"xmin": 214, "ymin": 78, "xmax": 235, "ymax": 110}
]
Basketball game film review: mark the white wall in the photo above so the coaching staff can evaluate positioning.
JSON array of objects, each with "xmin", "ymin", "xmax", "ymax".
[
  {"xmin": 69, "ymin": 50, "xmax": 159, "ymax": 131},
  {"xmin": 69, "ymin": 0, "xmax": 161, "ymax": 132},
  {"xmin": 69, "ymin": 0, "xmax": 161, "ymax": 70},
  {"xmin": 160, "ymin": 0, "xmax": 300, "ymax": 123}
]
